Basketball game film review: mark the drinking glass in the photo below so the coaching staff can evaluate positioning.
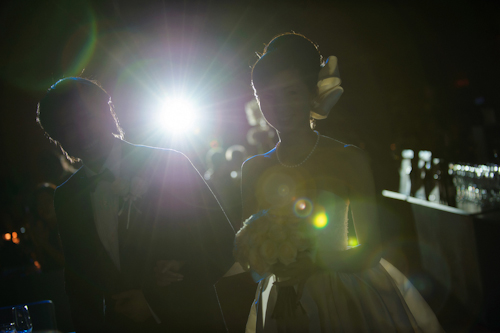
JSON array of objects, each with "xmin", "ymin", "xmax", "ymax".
[
  {"xmin": 12, "ymin": 306, "xmax": 31, "ymax": 333},
  {"xmin": 0, "ymin": 323, "xmax": 16, "ymax": 333}
]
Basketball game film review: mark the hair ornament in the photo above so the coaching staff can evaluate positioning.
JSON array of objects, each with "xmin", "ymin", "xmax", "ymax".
[{"xmin": 310, "ymin": 55, "xmax": 344, "ymax": 120}]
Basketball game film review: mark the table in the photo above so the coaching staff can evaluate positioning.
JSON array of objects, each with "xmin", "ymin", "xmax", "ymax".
[{"xmin": 379, "ymin": 191, "xmax": 500, "ymax": 331}]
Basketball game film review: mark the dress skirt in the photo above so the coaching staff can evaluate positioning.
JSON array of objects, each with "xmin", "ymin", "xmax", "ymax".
[{"xmin": 246, "ymin": 258, "xmax": 443, "ymax": 333}]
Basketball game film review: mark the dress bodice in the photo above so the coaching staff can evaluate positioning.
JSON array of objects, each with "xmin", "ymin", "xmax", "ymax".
[{"xmin": 250, "ymin": 160, "xmax": 350, "ymax": 253}]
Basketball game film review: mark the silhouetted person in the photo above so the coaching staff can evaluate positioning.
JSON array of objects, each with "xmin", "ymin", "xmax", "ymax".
[{"xmin": 36, "ymin": 77, "xmax": 234, "ymax": 332}]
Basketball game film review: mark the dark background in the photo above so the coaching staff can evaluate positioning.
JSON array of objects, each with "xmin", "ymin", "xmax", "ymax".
[
  {"xmin": 1, "ymin": 1, "xmax": 500, "ymax": 331},
  {"xmin": 1, "ymin": 0, "xmax": 500, "ymax": 192}
]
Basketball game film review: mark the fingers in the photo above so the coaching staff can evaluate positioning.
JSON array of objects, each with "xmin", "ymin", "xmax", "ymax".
[
  {"xmin": 154, "ymin": 260, "xmax": 184, "ymax": 286},
  {"xmin": 154, "ymin": 269, "xmax": 184, "ymax": 280},
  {"xmin": 155, "ymin": 260, "xmax": 185, "ymax": 272},
  {"xmin": 161, "ymin": 270, "xmax": 184, "ymax": 280},
  {"xmin": 154, "ymin": 260, "xmax": 184, "ymax": 277},
  {"xmin": 156, "ymin": 274, "xmax": 183, "ymax": 286}
]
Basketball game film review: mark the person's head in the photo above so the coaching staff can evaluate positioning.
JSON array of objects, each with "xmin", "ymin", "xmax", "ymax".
[
  {"xmin": 225, "ymin": 145, "xmax": 247, "ymax": 165},
  {"xmin": 251, "ymin": 33, "xmax": 323, "ymax": 132},
  {"xmin": 36, "ymin": 77, "xmax": 124, "ymax": 164},
  {"xmin": 206, "ymin": 147, "xmax": 225, "ymax": 170}
]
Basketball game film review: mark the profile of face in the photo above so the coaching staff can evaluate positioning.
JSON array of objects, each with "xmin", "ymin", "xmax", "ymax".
[
  {"xmin": 257, "ymin": 69, "xmax": 313, "ymax": 133},
  {"xmin": 55, "ymin": 99, "xmax": 115, "ymax": 164}
]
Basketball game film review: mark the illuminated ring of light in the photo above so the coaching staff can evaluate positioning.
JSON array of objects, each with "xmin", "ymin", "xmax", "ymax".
[
  {"xmin": 62, "ymin": 10, "xmax": 97, "ymax": 77},
  {"xmin": 293, "ymin": 198, "xmax": 313, "ymax": 218}
]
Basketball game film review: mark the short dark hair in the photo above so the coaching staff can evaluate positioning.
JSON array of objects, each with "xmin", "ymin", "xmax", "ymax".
[
  {"xmin": 36, "ymin": 77, "xmax": 124, "ymax": 163},
  {"xmin": 251, "ymin": 32, "xmax": 323, "ymax": 98}
]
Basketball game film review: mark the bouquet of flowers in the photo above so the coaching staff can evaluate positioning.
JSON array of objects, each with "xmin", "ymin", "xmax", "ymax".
[{"xmin": 234, "ymin": 210, "xmax": 317, "ymax": 278}]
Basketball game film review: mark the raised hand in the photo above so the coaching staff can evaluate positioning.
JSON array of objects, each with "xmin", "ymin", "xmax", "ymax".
[{"xmin": 154, "ymin": 260, "xmax": 184, "ymax": 286}]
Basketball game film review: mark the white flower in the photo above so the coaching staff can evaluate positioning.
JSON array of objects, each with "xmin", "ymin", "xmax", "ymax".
[
  {"xmin": 278, "ymin": 241, "xmax": 298, "ymax": 266},
  {"xmin": 234, "ymin": 210, "xmax": 317, "ymax": 275},
  {"xmin": 287, "ymin": 229, "xmax": 311, "ymax": 252},
  {"xmin": 267, "ymin": 223, "xmax": 286, "ymax": 242},
  {"xmin": 259, "ymin": 239, "xmax": 278, "ymax": 266}
]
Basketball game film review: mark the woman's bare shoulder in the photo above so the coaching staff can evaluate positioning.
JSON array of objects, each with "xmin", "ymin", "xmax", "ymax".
[
  {"xmin": 317, "ymin": 136, "xmax": 372, "ymax": 180},
  {"xmin": 242, "ymin": 148, "xmax": 277, "ymax": 177},
  {"xmin": 319, "ymin": 135, "xmax": 367, "ymax": 159}
]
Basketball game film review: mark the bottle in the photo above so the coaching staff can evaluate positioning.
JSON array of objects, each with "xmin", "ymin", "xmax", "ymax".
[{"xmin": 399, "ymin": 149, "xmax": 414, "ymax": 196}]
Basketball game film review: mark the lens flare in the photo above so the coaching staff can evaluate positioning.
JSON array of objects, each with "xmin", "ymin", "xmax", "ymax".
[
  {"xmin": 2, "ymin": 3, "xmax": 97, "ymax": 91},
  {"xmin": 348, "ymin": 238, "xmax": 358, "ymax": 247},
  {"xmin": 313, "ymin": 212, "xmax": 328, "ymax": 229},
  {"xmin": 293, "ymin": 198, "xmax": 313, "ymax": 217},
  {"xmin": 278, "ymin": 184, "xmax": 290, "ymax": 196},
  {"xmin": 61, "ymin": 12, "xmax": 97, "ymax": 77}
]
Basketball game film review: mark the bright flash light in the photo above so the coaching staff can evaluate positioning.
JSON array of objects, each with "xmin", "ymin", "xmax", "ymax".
[{"xmin": 157, "ymin": 97, "xmax": 197, "ymax": 134}]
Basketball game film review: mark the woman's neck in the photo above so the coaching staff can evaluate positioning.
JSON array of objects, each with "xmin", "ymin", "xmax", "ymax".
[
  {"xmin": 84, "ymin": 157, "xmax": 108, "ymax": 174},
  {"xmin": 276, "ymin": 129, "xmax": 319, "ymax": 164}
]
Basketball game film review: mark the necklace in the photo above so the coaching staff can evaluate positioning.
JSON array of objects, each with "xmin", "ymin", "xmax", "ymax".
[{"xmin": 276, "ymin": 131, "xmax": 320, "ymax": 168}]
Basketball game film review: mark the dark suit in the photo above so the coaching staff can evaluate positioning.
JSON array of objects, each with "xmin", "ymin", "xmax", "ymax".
[{"xmin": 54, "ymin": 140, "xmax": 235, "ymax": 332}]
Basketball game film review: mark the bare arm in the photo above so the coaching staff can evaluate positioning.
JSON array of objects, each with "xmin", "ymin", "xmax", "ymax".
[
  {"xmin": 315, "ymin": 148, "xmax": 382, "ymax": 272},
  {"xmin": 347, "ymin": 148, "xmax": 381, "ymax": 248}
]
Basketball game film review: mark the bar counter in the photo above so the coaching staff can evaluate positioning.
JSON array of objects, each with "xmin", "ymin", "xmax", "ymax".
[{"xmin": 379, "ymin": 190, "xmax": 500, "ymax": 331}]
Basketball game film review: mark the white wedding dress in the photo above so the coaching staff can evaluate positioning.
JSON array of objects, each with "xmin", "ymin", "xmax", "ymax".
[{"xmin": 245, "ymin": 190, "xmax": 443, "ymax": 333}]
